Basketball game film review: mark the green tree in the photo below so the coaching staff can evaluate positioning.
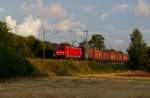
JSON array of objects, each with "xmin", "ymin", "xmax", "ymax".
[
  {"xmin": 44, "ymin": 41, "xmax": 55, "ymax": 58},
  {"xmin": 79, "ymin": 40, "xmax": 86, "ymax": 48},
  {"xmin": 0, "ymin": 21, "xmax": 38, "ymax": 78},
  {"xmin": 88, "ymin": 34, "xmax": 105, "ymax": 50},
  {"xmin": 0, "ymin": 25, "xmax": 54, "ymax": 58},
  {"xmin": 0, "ymin": 21, "xmax": 10, "ymax": 46},
  {"xmin": 147, "ymin": 47, "xmax": 150, "ymax": 71},
  {"xmin": 148, "ymin": 47, "xmax": 150, "ymax": 57},
  {"xmin": 10, "ymin": 34, "xmax": 33, "ymax": 57},
  {"xmin": 60, "ymin": 42, "xmax": 71, "ymax": 46},
  {"xmin": 79, "ymin": 40, "xmax": 86, "ymax": 58},
  {"xmin": 127, "ymin": 28, "xmax": 148, "ymax": 70}
]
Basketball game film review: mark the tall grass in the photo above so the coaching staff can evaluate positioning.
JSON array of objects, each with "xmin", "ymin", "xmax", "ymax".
[
  {"xmin": 29, "ymin": 59, "xmax": 129, "ymax": 76},
  {"xmin": 29, "ymin": 59, "xmax": 92, "ymax": 76},
  {"xmin": 56, "ymin": 60, "xmax": 92, "ymax": 76}
]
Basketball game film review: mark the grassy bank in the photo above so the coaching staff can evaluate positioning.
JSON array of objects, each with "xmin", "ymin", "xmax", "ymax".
[{"xmin": 28, "ymin": 59, "xmax": 129, "ymax": 77}]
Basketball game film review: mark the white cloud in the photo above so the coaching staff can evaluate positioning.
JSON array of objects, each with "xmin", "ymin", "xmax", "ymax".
[
  {"xmin": 21, "ymin": 3, "xmax": 34, "ymax": 14},
  {"xmin": 6, "ymin": 0, "xmax": 86, "ymax": 41},
  {"xmin": 114, "ymin": 39, "xmax": 124, "ymax": 44},
  {"xmin": 21, "ymin": 0, "xmax": 68, "ymax": 19},
  {"xmin": 81, "ymin": 5, "xmax": 100, "ymax": 17},
  {"xmin": 5, "ymin": 16, "xmax": 42, "ymax": 37},
  {"xmin": 114, "ymin": 39, "xmax": 128, "ymax": 52},
  {"xmin": 140, "ymin": 29, "xmax": 150, "ymax": 34},
  {"xmin": 100, "ymin": 4, "xmax": 129, "ymax": 21},
  {"xmin": 16, "ymin": 16, "xmax": 42, "ymax": 37},
  {"xmin": 81, "ymin": 5, "xmax": 96, "ymax": 13},
  {"xmin": 0, "ymin": 8, "xmax": 4, "ymax": 12},
  {"xmin": 5, "ymin": 16, "xmax": 16, "ymax": 33},
  {"xmin": 5, "ymin": 15, "xmax": 85, "ymax": 39},
  {"xmin": 135, "ymin": 0, "xmax": 150, "ymax": 17},
  {"xmin": 100, "ymin": 13, "xmax": 109, "ymax": 21},
  {"xmin": 105, "ymin": 38, "xmax": 128, "ymax": 52},
  {"xmin": 45, "ymin": 19, "xmax": 85, "ymax": 32},
  {"xmin": 48, "ymin": 3, "xmax": 68, "ymax": 19},
  {"xmin": 76, "ymin": 31, "xmax": 84, "ymax": 37},
  {"xmin": 20, "ymin": 0, "xmax": 86, "ymax": 33},
  {"xmin": 113, "ymin": 4, "xmax": 129, "ymax": 12}
]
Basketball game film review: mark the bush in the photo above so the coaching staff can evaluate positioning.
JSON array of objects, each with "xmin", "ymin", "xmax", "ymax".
[
  {"xmin": 0, "ymin": 44, "xmax": 39, "ymax": 79},
  {"xmin": 0, "ymin": 21, "xmax": 41, "ymax": 79}
]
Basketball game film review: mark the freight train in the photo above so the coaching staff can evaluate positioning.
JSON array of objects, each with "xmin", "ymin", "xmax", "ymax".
[{"xmin": 55, "ymin": 45, "xmax": 128, "ymax": 63}]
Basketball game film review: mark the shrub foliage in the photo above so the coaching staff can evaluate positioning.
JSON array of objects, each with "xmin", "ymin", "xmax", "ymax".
[{"xmin": 0, "ymin": 21, "xmax": 39, "ymax": 79}]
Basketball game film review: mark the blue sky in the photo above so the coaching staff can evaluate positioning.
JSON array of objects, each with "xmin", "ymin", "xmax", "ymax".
[{"xmin": 0, "ymin": 0, "xmax": 150, "ymax": 52}]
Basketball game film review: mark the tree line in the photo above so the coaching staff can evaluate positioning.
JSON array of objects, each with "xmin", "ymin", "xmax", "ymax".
[{"xmin": 0, "ymin": 21, "xmax": 55, "ymax": 58}]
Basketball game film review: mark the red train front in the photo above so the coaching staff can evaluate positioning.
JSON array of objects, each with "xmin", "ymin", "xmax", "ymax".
[{"xmin": 55, "ymin": 45, "xmax": 82, "ymax": 59}]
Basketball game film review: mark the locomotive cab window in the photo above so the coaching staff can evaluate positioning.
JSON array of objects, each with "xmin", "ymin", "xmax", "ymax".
[{"xmin": 58, "ymin": 47, "xmax": 65, "ymax": 51}]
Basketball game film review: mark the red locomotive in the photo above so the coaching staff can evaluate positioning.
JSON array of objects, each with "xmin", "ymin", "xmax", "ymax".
[
  {"xmin": 55, "ymin": 45, "xmax": 128, "ymax": 63},
  {"xmin": 55, "ymin": 45, "xmax": 82, "ymax": 58}
]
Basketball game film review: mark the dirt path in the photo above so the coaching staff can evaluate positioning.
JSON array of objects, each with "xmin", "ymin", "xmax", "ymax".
[
  {"xmin": 81, "ymin": 71, "xmax": 150, "ymax": 79},
  {"xmin": 0, "ymin": 76, "xmax": 150, "ymax": 98}
]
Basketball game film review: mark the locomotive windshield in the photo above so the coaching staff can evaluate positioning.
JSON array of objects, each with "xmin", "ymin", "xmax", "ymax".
[{"xmin": 57, "ymin": 47, "xmax": 65, "ymax": 51}]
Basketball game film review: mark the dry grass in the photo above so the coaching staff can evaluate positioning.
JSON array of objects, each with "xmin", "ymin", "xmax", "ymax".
[
  {"xmin": 0, "ymin": 76, "xmax": 150, "ymax": 98},
  {"xmin": 28, "ymin": 59, "xmax": 129, "ymax": 77},
  {"xmin": 116, "ymin": 71, "xmax": 150, "ymax": 77},
  {"xmin": 28, "ymin": 59, "xmax": 92, "ymax": 76},
  {"xmin": 81, "ymin": 71, "xmax": 150, "ymax": 79}
]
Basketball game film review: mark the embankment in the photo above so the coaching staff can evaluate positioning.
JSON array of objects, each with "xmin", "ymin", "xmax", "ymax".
[{"xmin": 28, "ymin": 59, "xmax": 128, "ymax": 77}]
